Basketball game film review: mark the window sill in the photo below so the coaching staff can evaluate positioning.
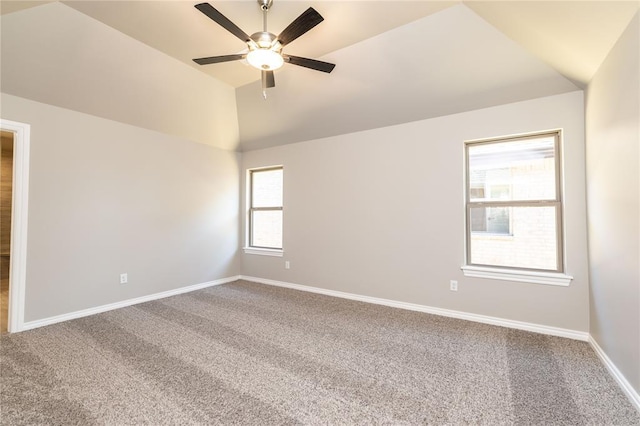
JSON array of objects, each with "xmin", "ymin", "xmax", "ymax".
[
  {"xmin": 243, "ymin": 247, "xmax": 283, "ymax": 257},
  {"xmin": 461, "ymin": 265, "xmax": 573, "ymax": 286}
]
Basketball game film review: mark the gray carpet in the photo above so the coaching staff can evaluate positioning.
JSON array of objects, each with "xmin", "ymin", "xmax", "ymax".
[{"xmin": 1, "ymin": 279, "xmax": 638, "ymax": 425}]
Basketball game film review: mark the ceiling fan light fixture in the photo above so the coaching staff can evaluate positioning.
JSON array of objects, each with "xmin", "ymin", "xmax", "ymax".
[{"xmin": 247, "ymin": 48, "xmax": 284, "ymax": 70}]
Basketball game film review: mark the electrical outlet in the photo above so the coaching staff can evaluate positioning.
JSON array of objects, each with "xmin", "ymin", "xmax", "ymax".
[
  {"xmin": 120, "ymin": 273, "xmax": 128, "ymax": 284},
  {"xmin": 450, "ymin": 280, "xmax": 458, "ymax": 291},
  {"xmin": 285, "ymin": 261, "xmax": 290, "ymax": 270}
]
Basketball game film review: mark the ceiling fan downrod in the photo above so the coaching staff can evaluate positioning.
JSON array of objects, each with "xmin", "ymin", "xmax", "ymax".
[{"xmin": 259, "ymin": 0, "xmax": 273, "ymax": 31}]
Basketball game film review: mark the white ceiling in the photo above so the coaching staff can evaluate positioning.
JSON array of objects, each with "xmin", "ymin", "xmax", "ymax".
[
  {"xmin": 465, "ymin": 1, "xmax": 640, "ymax": 87},
  {"xmin": 237, "ymin": 3, "xmax": 580, "ymax": 150},
  {"xmin": 1, "ymin": 1, "xmax": 638, "ymax": 151},
  {"xmin": 62, "ymin": 1, "xmax": 458, "ymax": 88}
]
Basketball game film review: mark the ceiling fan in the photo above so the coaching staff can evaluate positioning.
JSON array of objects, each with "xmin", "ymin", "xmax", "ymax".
[{"xmin": 192, "ymin": 0, "xmax": 336, "ymax": 98}]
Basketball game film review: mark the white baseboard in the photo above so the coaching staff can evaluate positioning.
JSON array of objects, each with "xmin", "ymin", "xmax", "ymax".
[
  {"xmin": 589, "ymin": 336, "xmax": 640, "ymax": 411},
  {"xmin": 21, "ymin": 275, "xmax": 241, "ymax": 331},
  {"xmin": 240, "ymin": 275, "xmax": 589, "ymax": 341}
]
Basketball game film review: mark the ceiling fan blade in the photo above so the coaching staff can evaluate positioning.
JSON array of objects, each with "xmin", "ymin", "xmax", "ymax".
[
  {"xmin": 284, "ymin": 55, "xmax": 335, "ymax": 73},
  {"xmin": 195, "ymin": 3, "xmax": 250, "ymax": 43},
  {"xmin": 277, "ymin": 7, "xmax": 324, "ymax": 47},
  {"xmin": 262, "ymin": 70, "xmax": 275, "ymax": 88},
  {"xmin": 193, "ymin": 54, "xmax": 246, "ymax": 65}
]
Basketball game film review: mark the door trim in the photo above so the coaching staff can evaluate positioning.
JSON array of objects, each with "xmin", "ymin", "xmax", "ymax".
[{"xmin": 1, "ymin": 119, "xmax": 30, "ymax": 333}]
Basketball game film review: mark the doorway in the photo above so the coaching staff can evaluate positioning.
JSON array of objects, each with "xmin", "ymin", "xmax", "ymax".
[
  {"xmin": 0, "ymin": 119, "xmax": 30, "ymax": 333},
  {"xmin": 1, "ymin": 131, "xmax": 13, "ymax": 333}
]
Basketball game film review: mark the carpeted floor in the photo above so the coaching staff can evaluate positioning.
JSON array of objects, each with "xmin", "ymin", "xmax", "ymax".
[{"xmin": 1, "ymin": 280, "xmax": 638, "ymax": 425}]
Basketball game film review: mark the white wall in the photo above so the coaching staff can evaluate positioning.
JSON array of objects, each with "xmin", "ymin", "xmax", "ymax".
[
  {"xmin": 242, "ymin": 91, "xmax": 589, "ymax": 332},
  {"xmin": 586, "ymin": 12, "xmax": 640, "ymax": 395},
  {"xmin": 1, "ymin": 94, "xmax": 241, "ymax": 322}
]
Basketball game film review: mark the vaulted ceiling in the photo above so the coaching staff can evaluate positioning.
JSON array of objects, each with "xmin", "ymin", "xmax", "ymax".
[{"xmin": 1, "ymin": 1, "xmax": 638, "ymax": 151}]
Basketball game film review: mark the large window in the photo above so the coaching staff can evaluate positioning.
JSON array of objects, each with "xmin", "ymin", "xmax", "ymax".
[
  {"xmin": 248, "ymin": 166, "xmax": 283, "ymax": 251},
  {"xmin": 464, "ymin": 132, "xmax": 565, "ymax": 276}
]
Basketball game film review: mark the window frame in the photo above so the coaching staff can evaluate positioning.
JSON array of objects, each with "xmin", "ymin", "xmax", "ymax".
[
  {"xmin": 244, "ymin": 166, "xmax": 284, "ymax": 256},
  {"xmin": 462, "ymin": 131, "xmax": 572, "ymax": 286}
]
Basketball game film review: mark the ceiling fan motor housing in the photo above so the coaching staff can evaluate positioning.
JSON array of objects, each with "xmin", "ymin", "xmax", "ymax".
[{"xmin": 250, "ymin": 31, "xmax": 278, "ymax": 49}]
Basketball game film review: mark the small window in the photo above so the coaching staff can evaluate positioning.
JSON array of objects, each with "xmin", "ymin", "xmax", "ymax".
[
  {"xmin": 465, "ymin": 132, "xmax": 563, "ymax": 273},
  {"xmin": 248, "ymin": 167, "xmax": 283, "ymax": 250}
]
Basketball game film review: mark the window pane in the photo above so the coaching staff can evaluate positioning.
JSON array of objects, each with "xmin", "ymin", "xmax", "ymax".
[
  {"xmin": 469, "ymin": 206, "xmax": 558, "ymax": 271},
  {"xmin": 471, "ymin": 206, "xmax": 511, "ymax": 234},
  {"xmin": 470, "ymin": 206, "xmax": 487, "ymax": 232},
  {"xmin": 252, "ymin": 169, "xmax": 283, "ymax": 208},
  {"xmin": 468, "ymin": 137, "xmax": 556, "ymax": 201},
  {"xmin": 251, "ymin": 210, "xmax": 282, "ymax": 249}
]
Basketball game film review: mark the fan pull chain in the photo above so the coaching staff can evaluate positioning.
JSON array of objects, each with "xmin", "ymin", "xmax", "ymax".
[{"xmin": 262, "ymin": 71, "xmax": 268, "ymax": 99}]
